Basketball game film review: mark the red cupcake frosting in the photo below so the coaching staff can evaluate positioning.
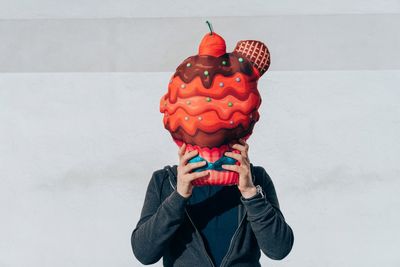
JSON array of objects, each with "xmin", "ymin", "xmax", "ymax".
[{"xmin": 159, "ymin": 30, "xmax": 270, "ymax": 148}]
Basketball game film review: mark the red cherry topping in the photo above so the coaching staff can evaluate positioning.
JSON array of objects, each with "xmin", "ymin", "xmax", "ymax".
[{"xmin": 198, "ymin": 21, "xmax": 226, "ymax": 57}]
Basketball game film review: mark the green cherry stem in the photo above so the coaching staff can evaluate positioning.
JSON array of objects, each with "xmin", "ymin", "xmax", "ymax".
[{"xmin": 206, "ymin": 20, "xmax": 213, "ymax": 35}]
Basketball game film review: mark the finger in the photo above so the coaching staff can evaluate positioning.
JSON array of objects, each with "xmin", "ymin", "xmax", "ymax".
[
  {"xmin": 178, "ymin": 143, "xmax": 187, "ymax": 158},
  {"xmin": 231, "ymin": 143, "xmax": 249, "ymax": 159},
  {"xmin": 239, "ymin": 138, "xmax": 249, "ymax": 151},
  {"xmin": 224, "ymin": 151, "xmax": 244, "ymax": 164},
  {"xmin": 187, "ymin": 170, "xmax": 210, "ymax": 181},
  {"xmin": 221, "ymin": 164, "xmax": 240, "ymax": 172},
  {"xmin": 230, "ymin": 143, "xmax": 246, "ymax": 153},
  {"xmin": 183, "ymin": 160, "xmax": 207, "ymax": 174},
  {"xmin": 232, "ymin": 138, "xmax": 249, "ymax": 151},
  {"xmin": 180, "ymin": 149, "xmax": 199, "ymax": 166}
]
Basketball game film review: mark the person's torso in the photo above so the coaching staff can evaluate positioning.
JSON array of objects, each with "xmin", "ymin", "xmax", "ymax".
[
  {"xmin": 186, "ymin": 185, "xmax": 240, "ymax": 266},
  {"xmin": 159, "ymin": 165, "xmax": 262, "ymax": 267}
]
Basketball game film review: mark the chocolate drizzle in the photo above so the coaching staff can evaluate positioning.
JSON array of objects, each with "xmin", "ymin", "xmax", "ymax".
[
  {"xmin": 173, "ymin": 51, "xmax": 254, "ymax": 89},
  {"xmin": 170, "ymin": 121, "xmax": 257, "ymax": 148}
]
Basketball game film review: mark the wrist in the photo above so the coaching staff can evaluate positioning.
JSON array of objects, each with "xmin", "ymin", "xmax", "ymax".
[
  {"xmin": 240, "ymin": 186, "xmax": 258, "ymax": 199},
  {"xmin": 176, "ymin": 189, "xmax": 191, "ymax": 199}
]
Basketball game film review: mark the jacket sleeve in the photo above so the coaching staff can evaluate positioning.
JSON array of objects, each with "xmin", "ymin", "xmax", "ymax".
[
  {"xmin": 240, "ymin": 166, "xmax": 294, "ymax": 260},
  {"xmin": 131, "ymin": 169, "xmax": 189, "ymax": 265}
]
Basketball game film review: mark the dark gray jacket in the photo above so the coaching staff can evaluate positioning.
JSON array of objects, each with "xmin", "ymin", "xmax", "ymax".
[{"xmin": 131, "ymin": 163, "xmax": 294, "ymax": 266}]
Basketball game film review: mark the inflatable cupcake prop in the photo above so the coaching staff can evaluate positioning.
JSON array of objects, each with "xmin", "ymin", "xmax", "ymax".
[{"xmin": 159, "ymin": 21, "xmax": 270, "ymax": 186}]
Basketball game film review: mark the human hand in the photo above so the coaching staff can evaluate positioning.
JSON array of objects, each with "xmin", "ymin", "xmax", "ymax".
[
  {"xmin": 176, "ymin": 143, "xmax": 209, "ymax": 198},
  {"xmin": 222, "ymin": 138, "xmax": 257, "ymax": 198}
]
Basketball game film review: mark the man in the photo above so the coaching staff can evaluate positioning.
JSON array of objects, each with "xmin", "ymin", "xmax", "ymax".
[{"xmin": 131, "ymin": 138, "xmax": 294, "ymax": 266}]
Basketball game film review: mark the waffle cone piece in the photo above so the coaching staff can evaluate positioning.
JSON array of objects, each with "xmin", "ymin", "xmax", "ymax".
[{"xmin": 159, "ymin": 25, "xmax": 270, "ymax": 185}]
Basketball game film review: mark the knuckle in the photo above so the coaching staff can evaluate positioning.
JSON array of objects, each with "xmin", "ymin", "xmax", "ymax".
[
  {"xmin": 181, "ymin": 166, "xmax": 188, "ymax": 173},
  {"xmin": 193, "ymin": 172, "xmax": 202, "ymax": 177},
  {"xmin": 189, "ymin": 162, "xmax": 197, "ymax": 167},
  {"xmin": 195, "ymin": 172, "xmax": 204, "ymax": 178}
]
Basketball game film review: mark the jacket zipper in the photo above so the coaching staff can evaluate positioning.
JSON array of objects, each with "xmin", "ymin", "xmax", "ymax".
[
  {"xmin": 184, "ymin": 209, "xmax": 216, "ymax": 267},
  {"xmin": 219, "ymin": 207, "xmax": 247, "ymax": 267},
  {"xmin": 167, "ymin": 174, "xmax": 216, "ymax": 267}
]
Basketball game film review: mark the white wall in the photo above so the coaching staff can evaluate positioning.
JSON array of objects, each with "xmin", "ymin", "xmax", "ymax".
[
  {"xmin": 1, "ymin": 15, "xmax": 399, "ymax": 72},
  {"xmin": 1, "ymin": 71, "xmax": 399, "ymax": 266},
  {"xmin": 0, "ymin": 0, "xmax": 399, "ymax": 18},
  {"xmin": 1, "ymin": 1, "xmax": 399, "ymax": 266}
]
